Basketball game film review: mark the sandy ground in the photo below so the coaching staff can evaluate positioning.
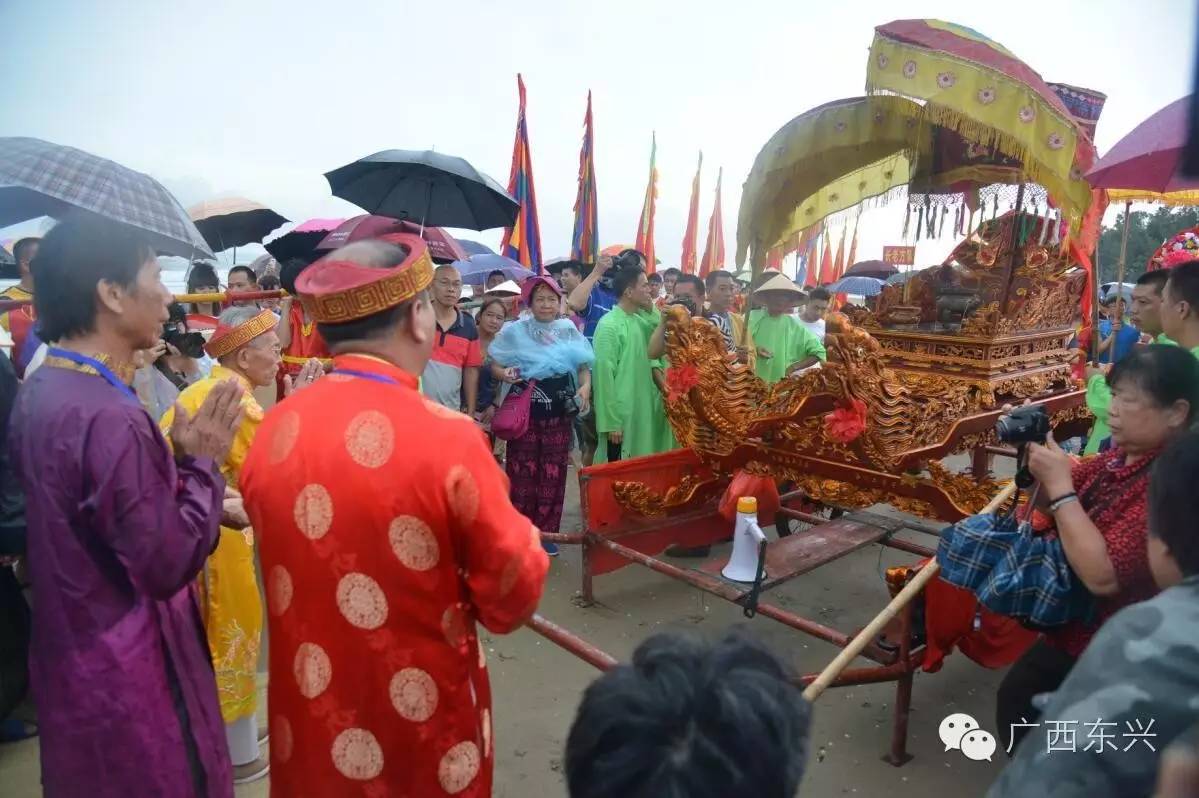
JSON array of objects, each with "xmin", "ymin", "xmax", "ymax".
[{"xmin": 1, "ymin": 467, "xmax": 1010, "ymax": 797}]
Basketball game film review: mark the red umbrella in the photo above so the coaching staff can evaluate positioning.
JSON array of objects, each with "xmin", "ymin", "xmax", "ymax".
[
  {"xmin": 316, "ymin": 214, "xmax": 467, "ymax": 263},
  {"xmin": 1086, "ymin": 95, "xmax": 1199, "ymax": 197}
]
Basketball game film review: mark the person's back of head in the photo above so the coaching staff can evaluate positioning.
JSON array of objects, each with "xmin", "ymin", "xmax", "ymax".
[
  {"xmin": 566, "ymin": 629, "xmax": 810, "ymax": 798},
  {"xmin": 279, "ymin": 258, "xmax": 309, "ymax": 296},
  {"xmin": 1147, "ymin": 429, "xmax": 1199, "ymax": 587},
  {"xmin": 307, "ymin": 240, "xmax": 436, "ymax": 374}
]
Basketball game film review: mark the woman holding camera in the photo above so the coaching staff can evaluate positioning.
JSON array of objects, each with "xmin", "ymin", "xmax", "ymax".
[
  {"xmin": 488, "ymin": 276, "xmax": 593, "ymax": 556},
  {"xmin": 997, "ymin": 345, "xmax": 1199, "ymax": 754}
]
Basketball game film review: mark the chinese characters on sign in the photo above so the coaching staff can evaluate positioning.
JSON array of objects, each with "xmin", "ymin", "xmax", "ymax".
[
  {"xmin": 1007, "ymin": 717, "xmax": 1157, "ymax": 755},
  {"xmin": 882, "ymin": 245, "xmax": 915, "ymax": 265}
]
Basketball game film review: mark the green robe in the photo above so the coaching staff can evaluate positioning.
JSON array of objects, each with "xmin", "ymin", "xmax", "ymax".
[
  {"xmin": 747, "ymin": 309, "xmax": 827, "ymax": 384},
  {"xmin": 1084, "ymin": 339, "xmax": 1196, "ymax": 454},
  {"xmin": 592, "ymin": 305, "xmax": 675, "ymax": 462}
]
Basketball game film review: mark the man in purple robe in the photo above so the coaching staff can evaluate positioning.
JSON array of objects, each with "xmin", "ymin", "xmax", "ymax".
[{"xmin": 9, "ymin": 215, "xmax": 245, "ymax": 797}]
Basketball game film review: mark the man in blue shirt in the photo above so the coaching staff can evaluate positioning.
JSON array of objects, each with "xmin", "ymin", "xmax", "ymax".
[
  {"xmin": 565, "ymin": 257, "xmax": 619, "ymax": 341},
  {"xmin": 1096, "ymin": 292, "xmax": 1140, "ymax": 364}
]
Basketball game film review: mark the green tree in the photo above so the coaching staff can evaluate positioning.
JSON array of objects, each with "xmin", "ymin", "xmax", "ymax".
[{"xmin": 1096, "ymin": 206, "xmax": 1199, "ymax": 283}]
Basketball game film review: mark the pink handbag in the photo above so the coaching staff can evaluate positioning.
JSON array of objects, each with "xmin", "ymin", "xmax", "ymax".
[{"xmin": 492, "ymin": 380, "xmax": 536, "ymax": 440}]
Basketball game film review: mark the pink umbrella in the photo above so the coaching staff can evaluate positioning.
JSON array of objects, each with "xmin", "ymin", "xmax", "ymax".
[
  {"xmin": 316, "ymin": 214, "xmax": 467, "ymax": 263},
  {"xmin": 1086, "ymin": 95, "xmax": 1199, "ymax": 304},
  {"xmin": 1086, "ymin": 95, "xmax": 1199, "ymax": 197}
]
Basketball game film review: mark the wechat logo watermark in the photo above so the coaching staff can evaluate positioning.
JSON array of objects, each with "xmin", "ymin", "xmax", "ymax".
[{"xmin": 938, "ymin": 713, "xmax": 997, "ymax": 762}]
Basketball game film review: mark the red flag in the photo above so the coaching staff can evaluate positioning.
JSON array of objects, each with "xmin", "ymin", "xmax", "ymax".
[
  {"xmin": 680, "ymin": 152, "xmax": 702, "ymax": 274},
  {"xmin": 766, "ymin": 246, "xmax": 783, "ymax": 270},
  {"xmin": 500, "ymin": 74, "xmax": 543, "ymax": 272},
  {"xmin": 634, "ymin": 134, "xmax": 658, "ymax": 274},
  {"xmin": 699, "ymin": 167, "xmax": 725, "ymax": 277},
  {"xmin": 817, "ymin": 228, "xmax": 834, "ymax": 285}
]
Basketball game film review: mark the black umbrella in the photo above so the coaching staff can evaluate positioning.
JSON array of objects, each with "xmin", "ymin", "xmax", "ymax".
[
  {"xmin": 842, "ymin": 260, "xmax": 898, "ymax": 280},
  {"xmin": 187, "ymin": 197, "xmax": 288, "ymax": 252},
  {"xmin": 263, "ymin": 217, "xmax": 346, "ymax": 263},
  {"xmin": 0, "ymin": 137, "xmax": 213, "ymax": 258},
  {"xmin": 324, "ymin": 149, "xmax": 518, "ymax": 232}
]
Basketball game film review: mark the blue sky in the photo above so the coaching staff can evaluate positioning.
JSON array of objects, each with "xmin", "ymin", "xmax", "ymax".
[{"xmin": 1, "ymin": 0, "xmax": 1195, "ymax": 274}]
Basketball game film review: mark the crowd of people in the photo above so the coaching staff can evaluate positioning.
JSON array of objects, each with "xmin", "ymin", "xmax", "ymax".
[{"xmin": 1, "ymin": 209, "xmax": 1198, "ymax": 798}]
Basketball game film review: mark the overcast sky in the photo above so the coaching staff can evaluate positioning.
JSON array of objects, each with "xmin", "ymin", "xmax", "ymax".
[{"xmin": 1, "ymin": 0, "xmax": 1195, "ymax": 275}]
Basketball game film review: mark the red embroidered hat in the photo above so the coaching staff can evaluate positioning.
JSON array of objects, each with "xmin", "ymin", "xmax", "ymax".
[{"xmin": 296, "ymin": 233, "xmax": 435, "ymax": 324}]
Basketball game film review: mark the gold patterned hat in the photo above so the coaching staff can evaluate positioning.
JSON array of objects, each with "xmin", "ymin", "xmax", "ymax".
[
  {"xmin": 205, "ymin": 309, "xmax": 279, "ymax": 358},
  {"xmin": 295, "ymin": 232, "xmax": 434, "ymax": 324}
]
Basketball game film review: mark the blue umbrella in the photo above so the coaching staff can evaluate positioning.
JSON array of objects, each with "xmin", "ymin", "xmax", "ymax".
[
  {"xmin": 456, "ymin": 238, "xmax": 496, "ymax": 256},
  {"xmin": 828, "ymin": 275, "xmax": 885, "ymax": 296},
  {"xmin": 454, "ymin": 253, "xmax": 533, "ymax": 286},
  {"xmin": 885, "ymin": 271, "xmax": 916, "ymax": 286}
]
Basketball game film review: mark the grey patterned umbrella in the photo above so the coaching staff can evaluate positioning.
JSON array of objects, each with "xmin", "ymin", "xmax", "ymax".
[{"xmin": 0, "ymin": 137, "xmax": 214, "ymax": 258}]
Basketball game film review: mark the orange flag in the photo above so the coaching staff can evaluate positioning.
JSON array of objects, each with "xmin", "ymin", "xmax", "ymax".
[
  {"xmin": 842, "ymin": 220, "xmax": 858, "ymax": 279},
  {"xmin": 699, "ymin": 167, "xmax": 724, "ymax": 277},
  {"xmin": 817, "ymin": 228, "xmax": 834, "ymax": 285},
  {"xmin": 634, "ymin": 133, "xmax": 658, "ymax": 274},
  {"xmin": 802, "ymin": 222, "xmax": 822, "ymax": 287},
  {"xmin": 680, "ymin": 152, "xmax": 702, "ymax": 274},
  {"xmin": 832, "ymin": 225, "xmax": 847, "ymax": 282}
]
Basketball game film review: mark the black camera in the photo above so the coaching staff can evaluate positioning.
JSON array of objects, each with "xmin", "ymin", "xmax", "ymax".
[
  {"xmin": 995, "ymin": 404, "xmax": 1051, "ymax": 445},
  {"xmin": 598, "ymin": 249, "xmax": 645, "ymax": 291},
  {"xmin": 163, "ymin": 326, "xmax": 207, "ymax": 359},
  {"xmin": 611, "ymin": 249, "xmax": 643, "ymax": 272},
  {"xmin": 671, "ymin": 294, "xmax": 697, "ymax": 316}
]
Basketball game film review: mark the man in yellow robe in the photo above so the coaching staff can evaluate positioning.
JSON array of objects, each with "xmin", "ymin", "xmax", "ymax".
[{"xmin": 160, "ymin": 306, "xmax": 317, "ymax": 784}]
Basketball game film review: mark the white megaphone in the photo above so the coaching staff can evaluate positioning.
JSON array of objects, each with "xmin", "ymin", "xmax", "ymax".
[{"xmin": 722, "ymin": 496, "xmax": 768, "ymax": 583}]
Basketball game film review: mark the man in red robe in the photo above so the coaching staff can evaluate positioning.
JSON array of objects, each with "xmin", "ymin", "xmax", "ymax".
[
  {"xmin": 240, "ymin": 233, "xmax": 549, "ymax": 797},
  {"xmin": 275, "ymin": 258, "xmax": 332, "ymax": 400}
]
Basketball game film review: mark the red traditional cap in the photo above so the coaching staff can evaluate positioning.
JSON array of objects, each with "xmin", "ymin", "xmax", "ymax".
[
  {"xmin": 204, "ymin": 309, "xmax": 278, "ymax": 358},
  {"xmin": 295, "ymin": 232, "xmax": 434, "ymax": 324}
]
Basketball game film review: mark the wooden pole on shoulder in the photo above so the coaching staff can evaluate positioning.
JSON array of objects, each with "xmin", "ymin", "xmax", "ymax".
[{"xmin": 802, "ymin": 483, "xmax": 1017, "ymax": 702}]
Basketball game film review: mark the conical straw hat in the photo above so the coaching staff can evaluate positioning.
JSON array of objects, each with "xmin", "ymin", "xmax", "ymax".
[{"xmin": 753, "ymin": 272, "xmax": 805, "ymax": 297}]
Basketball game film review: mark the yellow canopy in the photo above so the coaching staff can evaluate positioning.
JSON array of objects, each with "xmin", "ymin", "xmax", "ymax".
[
  {"xmin": 865, "ymin": 21, "xmax": 1094, "ymax": 236},
  {"xmin": 1105, "ymin": 188, "xmax": 1199, "ymax": 207},
  {"xmin": 736, "ymin": 95, "xmax": 922, "ymax": 270}
]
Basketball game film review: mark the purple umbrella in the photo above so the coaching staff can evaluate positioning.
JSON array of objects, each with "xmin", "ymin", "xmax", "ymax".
[{"xmin": 453, "ymin": 254, "xmax": 533, "ymax": 286}]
